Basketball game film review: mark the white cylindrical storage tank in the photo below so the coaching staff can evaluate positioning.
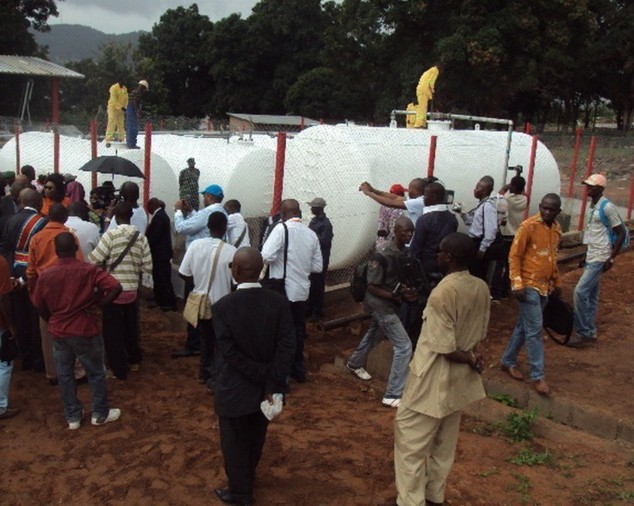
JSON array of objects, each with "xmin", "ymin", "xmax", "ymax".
[
  {"xmin": 137, "ymin": 134, "xmax": 277, "ymax": 218},
  {"xmin": 0, "ymin": 132, "xmax": 178, "ymax": 218},
  {"xmin": 284, "ymin": 124, "xmax": 560, "ymax": 269}
]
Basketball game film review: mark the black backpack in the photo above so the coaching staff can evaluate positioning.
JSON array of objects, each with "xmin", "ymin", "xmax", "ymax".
[{"xmin": 350, "ymin": 253, "xmax": 385, "ymax": 303}]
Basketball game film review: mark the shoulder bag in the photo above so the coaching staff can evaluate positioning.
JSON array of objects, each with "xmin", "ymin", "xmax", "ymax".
[{"xmin": 183, "ymin": 241, "xmax": 225, "ymax": 327}]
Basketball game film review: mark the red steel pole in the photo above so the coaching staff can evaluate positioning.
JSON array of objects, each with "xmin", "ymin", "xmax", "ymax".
[
  {"xmin": 15, "ymin": 125, "xmax": 20, "ymax": 174},
  {"xmin": 524, "ymin": 122, "xmax": 531, "ymax": 134},
  {"xmin": 90, "ymin": 120, "xmax": 98, "ymax": 189},
  {"xmin": 627, "ymin": 172, "xmax": 634, "ymax": 220},
  {"xmin": 523, "ymin": 135, "xmax": 539, "ymax": 219},
  {"xmin": 53, "ymin": 128, "xmax": 60, "ymax": 174},
  {"xmin": 143, "ymin": 122, "xmax": 152, "ymax": 209},
  {"xmin": 427, "ymin": 135, "xmax": 437, "ymax": 178},
  {"xmin": 300, "ymin": 117, "xmax": 305, "ymax": 131},
  {"xmin": 567, "ymin": 128, "xmax": 582, "ymax": 198},
  {"xmin": 271, "ymin": 132, "xmax": 287, "ymax": 216},
  {"xmin": 577, "ymin": 136, "xmax": 596, "ymax": 231}
]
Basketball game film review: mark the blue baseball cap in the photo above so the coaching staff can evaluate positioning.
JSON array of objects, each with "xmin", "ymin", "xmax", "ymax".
[{"xmin": 201, "ymin": 184, "xmax": 224, "ymax": 198}]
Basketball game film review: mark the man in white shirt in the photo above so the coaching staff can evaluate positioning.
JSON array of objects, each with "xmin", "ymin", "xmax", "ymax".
[
  {"xmin": 65, "ymin": 203, "xmax": 101, "ymax": 258},
  {"xmin": 359, "ymin": 178, "xmax": 427, "ymax": 229},
  {"xmin": 569, "ymin": 174, "xmax": 626, "ymax": 347},
  {"xmin": 456, "ymin": 176, "xmax": 499, "ymax": 281},
  {"xmin": 224, "ymin": 199, "xmax": 251, "ymax": 248},
  {"xmin": 107, "ymin": 182, "xmax": 148, "ymax": 233},
  {"xmin": 179, "ymin": 212, "xmax": 236, "ymax": 389},
  {"xmin": 261, "ymin": 199, "xmax": 322, "ymax": 383},
  {"xmin": 172, "ymin": 184, "xmax": 228, "ymax": 359}
]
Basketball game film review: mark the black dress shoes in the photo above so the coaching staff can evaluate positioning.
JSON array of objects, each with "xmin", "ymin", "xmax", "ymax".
[
  {"xmin": 214, "ymin": 488, "xmax": 253, "ymax": 505},
  {"xmin": 171, "ymin": 348, "xmax": 200, "ymax": 358}
]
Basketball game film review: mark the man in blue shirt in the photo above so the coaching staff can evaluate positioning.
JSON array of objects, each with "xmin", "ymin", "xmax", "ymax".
[{"xmin": 306, "ymin": 197, "xmax": 334, "ymax": 320}]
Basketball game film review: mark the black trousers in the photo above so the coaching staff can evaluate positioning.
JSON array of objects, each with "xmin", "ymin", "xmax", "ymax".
[
  {"xmin": 10, "ymin": 288, "xmax": 42, "ymax": 369},
  {"xmin": 307, "ymin": 254, "xmax": 329, "ymax": 317},
  {"xmin": 102, "ymin": 300, "xmax": 142, "ymax": 379},
  {"xmin": 198, "ymin": 318, "xmax": 216, "ymax": 383},
  {"xmin": 152, "ymin": 258, "xmax": 176, "ymax": 308},
  {"xmin": 219, "ymin": 411, "xmax": 269, "ymax": 500}
]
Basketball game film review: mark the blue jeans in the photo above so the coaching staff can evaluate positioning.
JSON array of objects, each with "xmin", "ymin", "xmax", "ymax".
[
  {"xmin": 125, "ymin": 104, "xmax": 138, "ymax": 148},
  {"xmin": 348, "ymin": 311, "xmax": 412, "ymax": 398},
  {"xmin": 501, "ymin": 288, "xmax": 547, "ymax": 381},
  {"xmin": 52, "ymin": 335, "xmax": 109, "ymax": 423},
  {"xmin": 0, "ymin": 330, "xmax": 13, "ymax": 410},
  {"xmin": 573, "ymin": 261, "xmax": 603, "ymax": 339}
]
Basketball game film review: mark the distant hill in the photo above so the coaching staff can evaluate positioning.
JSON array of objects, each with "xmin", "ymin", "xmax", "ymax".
[{"xmin": 32, "ymin": 24, "xmax": 146, "ymax": 64}]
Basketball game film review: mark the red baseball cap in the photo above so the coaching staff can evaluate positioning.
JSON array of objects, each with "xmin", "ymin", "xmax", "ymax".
[{"xmin": 389, "ymin": 184, "xmax": 406, "ymax": 196}]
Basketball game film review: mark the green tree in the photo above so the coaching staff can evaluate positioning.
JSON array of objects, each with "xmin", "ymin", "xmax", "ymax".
[
  {"xmin": 137, "ymin": 4, "xmax": 214, "ymax": 117},
  {"xmin": 0, "ymin": 0, "xmax": 60, "ymax": 118}
]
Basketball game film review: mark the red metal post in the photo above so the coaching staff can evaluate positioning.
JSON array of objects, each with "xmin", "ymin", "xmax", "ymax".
[
  {"xmin": 524, "ymin": 122, "xmax": 531, "ymax": 134},
  {"xmin": 90, "ymin": 120, "xmax": 98, "ymax": 189},
  {"xmin": 207, "ymin": 118, "xmax": 212, "ymax": 131},
  {"xmin": 523, "ymin": 135, "xmax": 539, "ymax": 219},
  {"xmin": 627, "ymin": 172, "xmax": 634, "ymax": 220},
  {"xmin": 577, "ymin": 136, "xmax": 597, "ymax": 231},
  {"xmin": 143, "ymin": 123, "xmax": 152, "ymax": 209},
  {"xmin": 15, "ymin": 125, "xmax": 20, "ymax": 173},
  {"xmin": 427, "ymin": 135, "xmax": 437, "ymax": 178},
  {"xmin": 51, "ymin": 77, "xmax": 60, "ymax": 126},
  {"xmin": 52, "ymin": 77, "xmax": 60, "ymax": 174},
  {"xmin": 567, "ymin": 128, "xmax": 582, "ymax": 198},
  {"xmin": 159, "ymin": 119, "xmax": 165, "ymax": 131},
  {"xmin": 53, "ymin": 128, "xmax": 60, "ymax": 174},
  {"xmin": 300, "ymin": 117, "xmax": 305, "ymax": 131},
  {"xmin": 271, "ymin": 132, "xmax": 287, "ymax": 216}
]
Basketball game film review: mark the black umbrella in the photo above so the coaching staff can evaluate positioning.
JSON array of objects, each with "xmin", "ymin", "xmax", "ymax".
[{"xmin": 78, "ymin": 156, "xmax": 145, "ymax": 178}]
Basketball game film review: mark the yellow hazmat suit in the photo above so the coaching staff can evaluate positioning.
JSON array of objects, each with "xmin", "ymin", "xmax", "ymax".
[
  {"xmin": 414, "ymin": 66, "xmax": 439, "ymax": 128},
  {"xmin": 406, "ymin": 102, "xmax": 417, "ymax": 129},
  {"xmin": 106, "ymin": 83, "xmax": 128, "ymax": 142}
]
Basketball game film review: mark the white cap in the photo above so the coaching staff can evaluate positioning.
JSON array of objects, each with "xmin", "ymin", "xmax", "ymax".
[{"xmin": 138, "ymin": 80, "xmax": 149, "ymax": 90}]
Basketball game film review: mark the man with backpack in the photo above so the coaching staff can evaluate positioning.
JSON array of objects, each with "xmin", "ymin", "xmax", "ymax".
[
  {"xmin": 568, "ymin": 174, "xmax": 627, "ymax": 347},
  {"xmin": 346, "ymin": 216, "xmax": 415, "ymax": 408}
]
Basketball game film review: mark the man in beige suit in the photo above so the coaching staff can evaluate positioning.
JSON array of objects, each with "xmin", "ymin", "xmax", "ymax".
[{"xmin": 394, "ymin": 232, "xmax": 490, "ymax": 506}]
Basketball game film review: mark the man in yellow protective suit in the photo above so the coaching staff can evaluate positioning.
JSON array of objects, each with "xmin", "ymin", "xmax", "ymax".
[
  {"xmin": 105, "ymin": 79, "xmax": 128, "ymax": 143},
  {"xmin": 414, "ymin": 65, "xmax": 440, "ymax": 128}
]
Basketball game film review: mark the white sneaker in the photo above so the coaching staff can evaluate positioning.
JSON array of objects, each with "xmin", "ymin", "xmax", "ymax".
[
  {"xmin": 346, "ymin": 363, "xmax": 372, "ymax": 381},
  {"xmin": 92, "ymin": 408, "xmax": 121, "ymax": 426},
  {"xmin": 68, "ymin": 410, "xmax": 84, "ymax": 430},
  {"xmin": 382, "ymin": 397, "xmax": 401, "ymax": 408}
]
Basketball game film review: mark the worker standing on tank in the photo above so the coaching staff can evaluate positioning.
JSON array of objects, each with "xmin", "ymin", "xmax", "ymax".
[
  {"xmin": 414, "ymin": 64, "xmax": 440, "ymax": 128},
  {"xmin": 179, "ymin": 158, "xmax": 201, "ymax": 212},
  {"xmin": 105, "ymin": 79, "xmax": 128, "ymax": 144},
  {"xmin": 125, "ymin": 80, "xmax": 148, "ymax": 150}
]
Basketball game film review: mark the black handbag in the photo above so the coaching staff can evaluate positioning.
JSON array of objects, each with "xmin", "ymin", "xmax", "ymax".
[
  {"xmin": 261, "ymin": 222, "xmax": 288, "ymax": 297},
  {"xmin": 543, "ymin": 294, "xmax": 574, "ymax": 345}
]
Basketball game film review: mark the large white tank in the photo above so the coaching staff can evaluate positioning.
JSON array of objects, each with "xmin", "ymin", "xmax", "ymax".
[
  {"xmin": 134, "ymin": 133, "xmax": 277, "ymax": 217},
  {"xmin": 283, "ymin": 125, "xmax": 560, "ymax": 269},
  {"xmin": 0, "ymin": 132, "xmax": 177, "ymax": 217}
]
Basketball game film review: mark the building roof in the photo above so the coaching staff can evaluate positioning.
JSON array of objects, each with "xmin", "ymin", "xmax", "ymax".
[
  {"xmin": 228, "ymin": 113, "xmax": 319, "ymax": 127},
  {"xmin": 0, "ymin": 55, "xmax": 84, "ymax": 79}
]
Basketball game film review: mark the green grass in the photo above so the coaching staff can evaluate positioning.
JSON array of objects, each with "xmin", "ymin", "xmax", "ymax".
[
  {"xmin": 498, "ymin": 408, "xmax": 538, "ymax": 442},
  {"xmin": 489, "ymin": 392, "xmax": 520, "ymax": 408},
  {"xmin": 509, "ymin": 447, "xmax": 555, "ymax": 467}
]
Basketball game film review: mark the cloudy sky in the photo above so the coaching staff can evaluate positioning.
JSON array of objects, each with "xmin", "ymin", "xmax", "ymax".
[{"xmin": 50, "ymin": 0, "xmax": 260, "ymax": 34}]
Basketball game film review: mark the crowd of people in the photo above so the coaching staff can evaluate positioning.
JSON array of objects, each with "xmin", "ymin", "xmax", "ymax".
[{"xmin": 0, "ymin": 158, "xmax": 627, "ymax": 505}]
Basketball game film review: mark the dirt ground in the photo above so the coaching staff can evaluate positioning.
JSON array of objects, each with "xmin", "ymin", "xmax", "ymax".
[{"xmin": 2, "ymin": 252, "xmax": 634, "ymax": 505}]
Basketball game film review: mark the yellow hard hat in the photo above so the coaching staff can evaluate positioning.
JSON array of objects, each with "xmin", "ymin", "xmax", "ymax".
[{"xmin": 138, "ymin": 80, "xmax": 149, "ymax": 90}]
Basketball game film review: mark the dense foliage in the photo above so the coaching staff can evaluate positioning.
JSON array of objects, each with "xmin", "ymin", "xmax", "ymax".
[{"xmin": 2, "ymin": 0, "xmax": 633, "ymax": 131}]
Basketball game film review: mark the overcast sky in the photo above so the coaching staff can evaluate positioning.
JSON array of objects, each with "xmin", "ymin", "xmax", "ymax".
[{"xmin": 50, "ymin": 0, "xmax": 260, "ymax": 34}]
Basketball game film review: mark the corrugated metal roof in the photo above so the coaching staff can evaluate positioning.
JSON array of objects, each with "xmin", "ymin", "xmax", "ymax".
[
  {"xmin": 228, "ymin": 113, "xmax": 319, "ymax": 126},
  {"xmin": 0, "ymin": 55, "xmax": 84, "ymax": 79}
]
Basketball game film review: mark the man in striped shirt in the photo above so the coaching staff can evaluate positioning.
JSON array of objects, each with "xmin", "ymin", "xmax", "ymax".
[{"xmin": 88, "ymin": 202, "xmax": 152, "ymax": 380}]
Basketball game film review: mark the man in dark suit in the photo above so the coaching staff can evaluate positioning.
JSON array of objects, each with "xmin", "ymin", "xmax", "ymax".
[
  {"xmin": 145, "ymin": 198, "xmax": 176, "ymax": 310},
  {"xmin": 212, "ymin": 247, "xmax": 295, "ymax": 506},
  {"xmin": 0, "ymin": 189, "xmax": 47, "ymax": 371}
]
